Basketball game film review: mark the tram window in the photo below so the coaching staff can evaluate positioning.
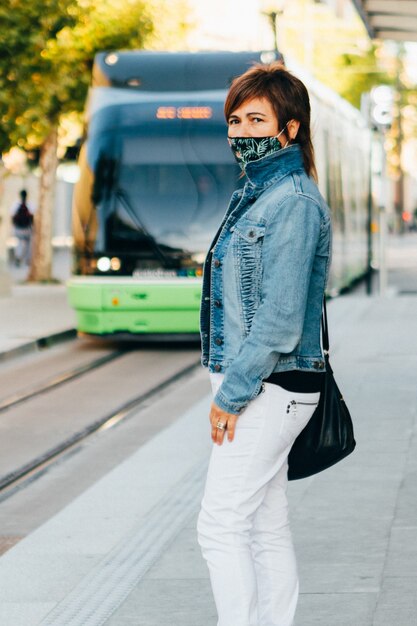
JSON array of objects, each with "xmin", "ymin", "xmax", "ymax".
[
  {"xmin": 90, "ymin": 126, "xmax": 241, "ymax": 253},
  {"xmin": 109, "ymin": 161, "xmax": 239, "ymax": 252},
  {"xmin": 121, "ymin": 133, "xmax": 232, "ymax": 165}
]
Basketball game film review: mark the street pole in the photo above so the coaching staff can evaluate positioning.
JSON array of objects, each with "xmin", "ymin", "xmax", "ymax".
[
  {"xmin": 366, "ymin": 133, "xmax": 373, "ymax": 295},
  {"xmin": 379, "ymin": 132, "xmax": 388, "ymax": 296},
  {"xmin": 267, "ymin": 11, "xmax": 279, "ymax": 52},
  {"xmin": 261, "ymin": 0, "xmax": 287, "ymax": 54},
  {"xmin": 368, "ymin": 85, "xmax": 394, "ymax": 297},
  {"xmin": 394, "ymin": 44, "xmax": 405, "ymax": 234}
]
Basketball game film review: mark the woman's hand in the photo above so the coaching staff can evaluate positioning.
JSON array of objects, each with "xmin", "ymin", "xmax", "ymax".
[{"xmin": 209, "ymin": 402, "xmax": 239, "ymax": 445}]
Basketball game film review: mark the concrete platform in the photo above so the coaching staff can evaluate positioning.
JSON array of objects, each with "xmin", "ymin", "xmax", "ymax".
[
  {"xmin": 0, "ymin": 284, "xmax": 75, "ymax": 359},
  {"xmin": 0, "ymin": 293, "xmax": 416, "ymax": 625}
]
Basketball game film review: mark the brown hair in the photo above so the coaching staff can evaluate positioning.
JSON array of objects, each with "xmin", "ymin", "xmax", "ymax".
[{"xmin": 224, "ymin": 63, "xmax": 317, "ymax": 180}]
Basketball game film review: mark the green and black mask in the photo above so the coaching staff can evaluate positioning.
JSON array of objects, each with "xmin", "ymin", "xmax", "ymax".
[{"xmin": 228, "ymin": 125, "xmax": 289, "ymax": 171}]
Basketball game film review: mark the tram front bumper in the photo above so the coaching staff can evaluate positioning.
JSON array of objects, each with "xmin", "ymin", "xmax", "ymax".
[{"xmin": 67, "ymin": 277, "xmax": 202, "ymax": 335}]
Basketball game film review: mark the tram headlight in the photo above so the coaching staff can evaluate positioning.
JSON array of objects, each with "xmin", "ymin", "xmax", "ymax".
[
  {"xmin": 110, "ymin": 257, "xmax": 121, "ymax": 271},
  {"xmin": 97, "ymin": 256, "xmax": 111, "ymax": 272},
  {"xmin": 191, "ymin": 253, "xmax": 206, "ymax": 264},
  {"xmin": 105, "ymin": 53, "xmax": 119, "ymax": 66}
]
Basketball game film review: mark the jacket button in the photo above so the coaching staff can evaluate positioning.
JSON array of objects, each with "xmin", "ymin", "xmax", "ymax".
[
  {"xmin": 213, "ymin": 259, "xmax": 221, "ymax": 268},
  {"xmin": 215, "ymin": 337, "xmax": 223, "ymax": 345},
  {"xmin": 248, "ymin": 230, "xmax": 255, "ymax": 238},
  {"xmin": 214, "ymin": 299, "xmax": 221, "ymax": 307},
  {"xmin": 214, "ymin": 364, "xmax": 221, "ymax": 372}
]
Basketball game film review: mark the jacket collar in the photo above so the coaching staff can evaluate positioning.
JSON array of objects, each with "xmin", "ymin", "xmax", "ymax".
[{"xmin": 244, "ymin": 144, "xmax": 305, "ymax": 189}]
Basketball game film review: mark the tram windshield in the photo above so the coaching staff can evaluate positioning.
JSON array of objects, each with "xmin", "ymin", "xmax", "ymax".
[{"xmin": 91, "ymin": 123, "xmax": 241, "ymax": 267}]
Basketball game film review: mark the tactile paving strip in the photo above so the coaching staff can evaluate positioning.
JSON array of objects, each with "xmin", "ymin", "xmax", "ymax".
[{"xmin": 40, "ymin": 460, "xmax": 208, "ymax": 626}]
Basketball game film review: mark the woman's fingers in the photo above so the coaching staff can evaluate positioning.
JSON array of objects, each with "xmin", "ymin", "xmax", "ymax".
[
  {"xmin": 214, "ymin": 425, "xmax": 223, "ymax": 445},
  {"xmin": 211, "ymin": 416, "xmax": 225, "ymax": 445},
  {"xmin": 215, "ymin": 418, "xmax": 228, "ymax": 445},
  {"xmin": 225, "ymin": 414, "xmax": 237, "ymax": 442},
  {"xmin": 211, "ymin": 422, "xmax": 221, "ymax": 444},
  {"xmin": 209, "ymin": 402, "xmax": 239, "ymax": 445}
]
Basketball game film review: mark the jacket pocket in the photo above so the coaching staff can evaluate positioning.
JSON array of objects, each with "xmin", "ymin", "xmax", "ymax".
[{"xmin": 234, "ymin": 219, "xmax": 266, "ymax": 243}]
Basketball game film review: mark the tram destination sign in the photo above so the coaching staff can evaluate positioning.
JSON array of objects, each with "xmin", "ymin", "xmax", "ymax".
[{"xmin": 156, "ymin": 106, "xmax": 213, "ymax": 120}]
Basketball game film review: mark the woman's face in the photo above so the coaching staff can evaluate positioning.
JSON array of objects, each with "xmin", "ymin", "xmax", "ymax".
[{"xmin": 228, "ymin": 97, "xmax": 280, "ymax": 140}]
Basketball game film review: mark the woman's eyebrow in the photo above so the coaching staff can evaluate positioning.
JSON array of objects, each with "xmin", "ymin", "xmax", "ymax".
[{"xmin": 228, "ymin": 111, "xmax": 267, "ymax": 120}]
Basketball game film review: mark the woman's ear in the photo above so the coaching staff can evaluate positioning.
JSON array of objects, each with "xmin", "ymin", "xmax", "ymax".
[{"xmin": 288, "ymin": 119, "xmax": 300, "ymax": 140}]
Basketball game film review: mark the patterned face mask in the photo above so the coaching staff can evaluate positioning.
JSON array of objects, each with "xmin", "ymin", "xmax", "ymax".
[{"xmin": 228, "ymin": 125, "xmax": 289, "ymax": 170}]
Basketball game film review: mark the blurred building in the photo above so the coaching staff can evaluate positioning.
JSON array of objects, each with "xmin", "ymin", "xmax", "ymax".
[
  {"xmin": 186, "ymin": 0, "xmax": 361, "ymax": 53},
  {"xmin": 186, "ymin": 0, "xmax": 272, "ymax": 51},
  {"xmin": 185, "ymin": 0, "xmax": 417, "ymax": 225}
]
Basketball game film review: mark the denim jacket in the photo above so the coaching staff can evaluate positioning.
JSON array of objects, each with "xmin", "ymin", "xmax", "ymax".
[{"xmin": 200, "ymin": 144, "xmax": 332, "ymax": 415}]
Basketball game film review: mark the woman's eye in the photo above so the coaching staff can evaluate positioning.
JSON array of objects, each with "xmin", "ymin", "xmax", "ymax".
[
  {"xmin": 228, "ymin": 119, "xmax": 239, "ymax": 125},
  {"xmin": 252, "ymin": 117, "xmax": 263, "ymax": 123}
]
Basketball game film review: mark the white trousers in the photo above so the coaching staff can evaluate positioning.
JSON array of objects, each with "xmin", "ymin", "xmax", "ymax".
[
  {"xmin": 197, "ymin": 373, "xmax": 320, "ymax": 626},
  {"xmin": 14, "ymin": 228, "xmax": 32, "ymax": 265}
]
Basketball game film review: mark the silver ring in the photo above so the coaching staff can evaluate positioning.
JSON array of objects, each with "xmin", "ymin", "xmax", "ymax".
[{"xmin": 216, "ymin": 421, "xmax": 226, "ymax": 430}]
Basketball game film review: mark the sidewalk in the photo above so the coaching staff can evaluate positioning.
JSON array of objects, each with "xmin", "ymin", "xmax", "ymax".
[
  {"xmin": 0, "ymin": 234, "xmax": 416, "ymax": 625},
  {"xmin": 0, "ymin": 292, "xmax": 416, "ymax": 625},
  {"xmin": 0, "ymin": 284, "xmax": 75, "ymax": 358},
  {"xmin": 384, "ymin": 232, "xmax": 417, "ymax": 295},
  {"xmin": 0, "ymin": 244, "xmax": 74, "ymax": 358},
  {"xmin": 106, "ymin": 295, "xmax": 417, "ymax": 626}
]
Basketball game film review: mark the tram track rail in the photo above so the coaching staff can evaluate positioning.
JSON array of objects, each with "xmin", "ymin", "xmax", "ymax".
[
  {"xmin": 0, "ymin": 350, "xmax": 125, "ymax": 414},
  {"xmin": 0, "ymin": 358, "xmax": 200, "ymax": 500},
  {"xmin": 0, "ymin": 328, "xmax": 77, "ymax": 364}
]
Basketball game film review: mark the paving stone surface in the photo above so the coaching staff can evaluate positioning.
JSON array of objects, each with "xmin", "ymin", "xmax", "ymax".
[
  {"xmin": 1, "ymin": 233, "xmax": 417, "ymax": 625},
  {"xmin": 104, "ymin": 297, "xmax": 417, "ymax": 625}
]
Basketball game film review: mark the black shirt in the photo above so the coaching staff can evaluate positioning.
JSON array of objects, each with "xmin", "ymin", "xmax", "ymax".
[{"xmin": 264, "ymin": 370, "xmax": 324, "ymax": 393}]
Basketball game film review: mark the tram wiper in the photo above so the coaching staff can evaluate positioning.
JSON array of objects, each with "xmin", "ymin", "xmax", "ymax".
[{"xmin": 114, "ymin": 189, "xmax": 175, "ymax": 269}]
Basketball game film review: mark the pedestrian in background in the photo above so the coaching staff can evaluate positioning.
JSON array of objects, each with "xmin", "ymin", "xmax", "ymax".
[
  {"xmin": 197, "ymin": 63, "xmax": 332, "ymax": 626},
  {"xmin": 10, "ymin": 189, "xmax": 35, "ymax": 266}
]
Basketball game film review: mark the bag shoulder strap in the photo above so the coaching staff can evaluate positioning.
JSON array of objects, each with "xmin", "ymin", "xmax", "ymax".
[{"xmin": 321, "ymin": 297, "xmax": 330, "ymax": 354}]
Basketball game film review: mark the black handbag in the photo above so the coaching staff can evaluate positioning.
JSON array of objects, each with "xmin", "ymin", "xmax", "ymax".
[{"xmin": 287, "ymin": 299, "xmax": 356, "ymax": 481}]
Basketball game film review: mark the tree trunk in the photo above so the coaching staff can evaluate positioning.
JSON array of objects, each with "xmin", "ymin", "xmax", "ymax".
[
  {"xmin": 28, "ymin": 128, "xmax": 58, "ymax": 282},
  {"xmin": 0, "ymin": 161, "xmax": 12, "ymax": 295}
]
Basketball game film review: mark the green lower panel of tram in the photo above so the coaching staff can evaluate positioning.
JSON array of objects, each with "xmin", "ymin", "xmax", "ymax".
[{"xmin": 67, "ymin": 278, "xmax": 202, "ymax": 334}]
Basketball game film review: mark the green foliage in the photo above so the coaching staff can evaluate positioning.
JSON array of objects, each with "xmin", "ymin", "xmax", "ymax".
[
  {"xmin": 146, "ymin": 0, "xmax": 192, "ymax": 52},
  {"xmin": 0, "ymin": 0, "xmax": 78, "ymax": 150},
  {"xmin": 276, "ymin": 1, "xmax": 392, "ymax": 112},
  {"xmin": 0, "ymin": 0, "xmax": 154, "ymax": 152},
  {"xmin": 332, "ymin": 45, "xmax": 393, "ymax": 109}
]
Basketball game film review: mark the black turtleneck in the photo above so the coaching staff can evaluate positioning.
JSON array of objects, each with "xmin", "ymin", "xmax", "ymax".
[{"xmin": 263, "ymin": 370, "xmax": 324, "ymax": 393}]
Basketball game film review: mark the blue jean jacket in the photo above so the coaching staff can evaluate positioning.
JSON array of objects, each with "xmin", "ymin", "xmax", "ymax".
[{"xmin": 200, "ymin": 144, "xmax": 332, "ymax": 415}]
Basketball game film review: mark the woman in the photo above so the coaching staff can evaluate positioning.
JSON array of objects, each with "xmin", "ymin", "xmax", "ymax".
[{"xmin": 197, "ymin": 63, "xmax": 331, "ymax": 626}]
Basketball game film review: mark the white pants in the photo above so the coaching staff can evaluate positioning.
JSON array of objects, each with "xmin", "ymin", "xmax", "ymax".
[
  {"xmin": 14, "ymin": 228, "xmax": 32, "ymax": 265},
  {"xmin": 197, "ymin": 373, "xmax": 320, "ymax": 626}
]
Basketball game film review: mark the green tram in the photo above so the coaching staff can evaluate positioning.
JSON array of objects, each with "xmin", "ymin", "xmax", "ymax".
[{"xmin": 68, "ymin": 51, "xmax": 371, "ymax": 337}]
